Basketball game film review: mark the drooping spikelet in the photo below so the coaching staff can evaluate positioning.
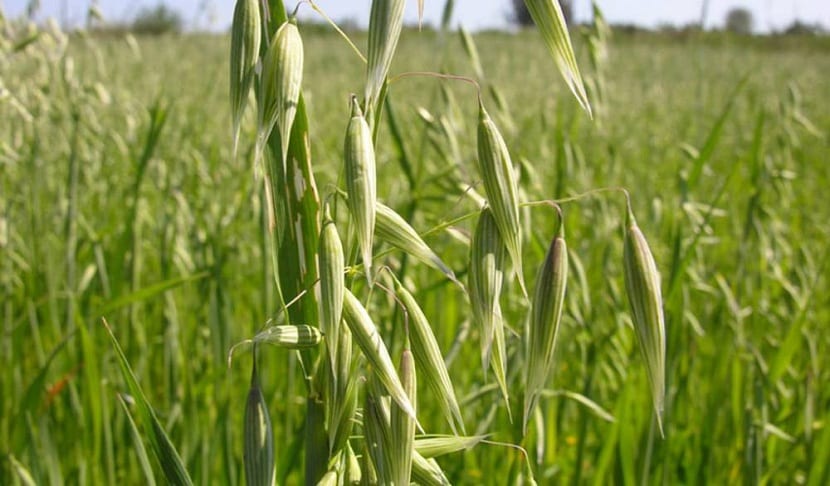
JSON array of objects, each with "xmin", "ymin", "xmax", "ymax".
[
  {"xmin": 469, "ymin": 207, "xmax": 510, "ymax": 410},
  {"xmin": 343, "ymin": 97, "xmax": 377, "ymax": 283},
  {"xmin": 522, "ymin": 0, "xmax": 592, "ymax": 116},
  {"xmin": 229, "ymin": 0, "xmax": 260, "ymax": 155},
  {"xmin": 523, "ymin": 216, "xmax": 568, "ymax": 434},
  {"xmin": 476, "ymin": 100, "xmax": 527, "ymax": 297},
  {"xmin": 364, "ymin": 0, "xmax": 405, "ymax": 119},
  {"xmin": 244, "ymin": 351, "xmax": 275, "ymax": 486},
  {"xmin": 623, "ymin": 206, "xmax": 666, "ymax": 435},
  {"xmin": 258, "ymin": 19, "xmax": 303, "ymax": 165}
]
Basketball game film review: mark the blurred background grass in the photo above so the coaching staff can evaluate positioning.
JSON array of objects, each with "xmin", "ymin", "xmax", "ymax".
[{"xmin": 2, "ymin": 18, "xmax": 829, "ymax": 484}]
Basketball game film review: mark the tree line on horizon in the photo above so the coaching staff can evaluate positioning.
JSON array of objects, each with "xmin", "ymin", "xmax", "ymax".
[
  {"xmin": 509, "ymin": 1, "xmax": 826, "ymax": 36},
  {"xmin": 6, "ymin": 0, "xmax": 828, "ymax": 36}
]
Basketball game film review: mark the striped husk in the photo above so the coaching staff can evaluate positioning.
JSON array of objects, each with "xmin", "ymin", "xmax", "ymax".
[
  {"xmin": 623, "ymin": 207, "xmax": 666, "ymax": 435},
  {"xmin": 344, "ymin": 98, "xmax": 378, "ymax": 283},
  {"xmin": 523, "ymin": 218, "xmax": 568, "ymax": 434},
  {"xmin": 476, "ymin": 101, "xmax": 527, "ymax": 297}
]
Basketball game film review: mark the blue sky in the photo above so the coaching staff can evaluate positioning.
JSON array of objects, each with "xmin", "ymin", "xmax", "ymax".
[{"xmin": 2, "ymin": 1, "xmax": 829, "ymax": 33}]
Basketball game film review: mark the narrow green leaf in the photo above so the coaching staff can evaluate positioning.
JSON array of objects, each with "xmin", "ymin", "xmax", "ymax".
[
  {"xmin": 364, "ymin": 381, "xmax": 394, "ymax": 485},
  {"xmin": 327, "ymin": 324, "xmax": 357, "ymax": 455},
  {"xmin": 459, "ymin": 27, "xmax": 484, "ymax": 80},
  {"xmin": 8, "ymin": 455, "xmax": 37, "ymax": 486},
  {"xmin": 543, "ymin": 390, "xmax": 616, "ymax": 424},
  {"xmin": 244, "ymin": 354, "xmax": 275, "ymax": 486},
  {"xmin": 98, "ymin": 272, "xmax": 208, "ymax": 315},
  {"xmin": 118, "ymin": 395, "xmax": 158, "ymax": 486},
  {"xmin": 103, "ymin": 319, "xmax": 193, "ymax": 486}
]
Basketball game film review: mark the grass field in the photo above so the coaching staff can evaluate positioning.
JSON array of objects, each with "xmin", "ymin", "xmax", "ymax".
[{"xmin": 2, "ymin": 8, "xmax": 830, "ymax": 484}]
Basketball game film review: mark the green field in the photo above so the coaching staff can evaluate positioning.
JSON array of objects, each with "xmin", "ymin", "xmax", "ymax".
[{"xmin": 2, "ymin": 8, "xmax": 830, "ymax": 485}]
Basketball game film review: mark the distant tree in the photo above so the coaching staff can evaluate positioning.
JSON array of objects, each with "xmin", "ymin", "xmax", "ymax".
[
  {"xmin": 783, "ymin": 20, "xmax": 825, "ymax": 35},
  {"xmin": 510, "ymin": 0, "xmax": 573, "ymax": 27},
  {"xmin": 132, "ymin": 3, "xmax": 183, "ymax": 35},
  {"xmin": 725, "ymin": 7, "xmax": 753, "ymax": 35},
  {"xmin": 26, "ymin": 0, "xmax": 41, "ymax": 20}
]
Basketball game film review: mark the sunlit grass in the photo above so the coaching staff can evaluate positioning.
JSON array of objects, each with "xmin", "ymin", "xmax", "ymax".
[{"xmin": 2, "ymin": 12, "xmax": 829, "ymax": 483}]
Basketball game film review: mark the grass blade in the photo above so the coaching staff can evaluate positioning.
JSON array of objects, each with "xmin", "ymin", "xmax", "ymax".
[
  {"xmin": 118, "ymin": 394, "xmax": 158, "ymax": 486},
  {"xmin": 363, "ymin": 380, "xmax": 394, "ymax": 484},
  {"xmin": 103, "ymin": 319, "xmax": 193, "ymax": 486}
]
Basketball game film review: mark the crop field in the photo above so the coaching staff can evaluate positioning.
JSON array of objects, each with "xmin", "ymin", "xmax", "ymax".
[{"xmin": 2, "ymin": 2, "xmax": 830, "ymax": 484}]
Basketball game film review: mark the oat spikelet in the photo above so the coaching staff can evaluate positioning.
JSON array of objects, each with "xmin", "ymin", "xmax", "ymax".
[
  {"xmin": 376, "ymin": 201, "xmax": 456, "ymax": 282},
  {"xmin": 250, "ymin": 325, "xmax": 322, "ymax": 349},
  {"xmin": 390, "ymin": 349, "xmax": 416, "ymax": 486},
  {"xmin": 365, "ymin": 0, "xmax": 405, "ymax": 117},
  {"xmin": 344, "ymin": 97, "xmax": 377, "ymax": 283},
  {"xmin": 523, "ymin": 216, "xmax": 568, "ymax": 435},
  {"xmin": 229, "ymin": 0, "xmax": 260, "ymax": 156},
  {"xmin": 342, "ymin": 289, "xmax": 416, "ymax": 420},
  {"xmin": 258, "ymin": 20, "xmax": 303, "ymax": 166},
  {"xmin": 318, "ymin": 204, "xmax": 344, "ymax": 375},
  {"xmin": 476, "ymin": 101, "xmax": 527, "ymax": 297},
  {"xmin": 393, "ymin": 277, "xmax": 466, "ymax": 434},
  {"xmin": 469, "ymin": 207, "xmax": 510, "ymax": 411},
  {"xmin": 523, "ymin": 0, "xmax": 592, "ymax": 116},
  {"xmin": 623, "ymin": 206, "xmax": 666, "ymax": 435},
  {"xmin": 244, "ymin": 352, "xmax": 275, "ymax": 486}
]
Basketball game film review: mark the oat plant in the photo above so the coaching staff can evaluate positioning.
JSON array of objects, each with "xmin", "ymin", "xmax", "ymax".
[
  {"xmin": 221, "ymin": 0, "xmax": 666, "ymax": 483},
  {"xmin": 106, "ymin": 0, "xmax": 666, "ymax": 483}
]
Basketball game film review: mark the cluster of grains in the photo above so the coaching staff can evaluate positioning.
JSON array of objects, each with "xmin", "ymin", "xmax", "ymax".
[{"xmin": 221, "ymin": 0, "xmax": 666, "ymax": 484}]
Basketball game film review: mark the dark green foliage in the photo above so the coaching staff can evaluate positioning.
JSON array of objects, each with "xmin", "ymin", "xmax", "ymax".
[
  {"xmin": 725, "ymin": 7, "xmax": 753, "ymax": 35},
  {"xmin": 132, "ymin": 4, "xmax": 183, "ymax": 35},
  {"xmin": 510, "ymin": 0, "xmax": 573, "ymax": 27},
  {"xmin": 2, "ymin": 14, "xmax": 830, "ymax": 484}
]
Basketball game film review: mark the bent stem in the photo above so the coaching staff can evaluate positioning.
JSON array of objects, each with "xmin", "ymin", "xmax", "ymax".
[
  {"xmin": 305, "ymin": 0, "xmax": 367, "ymax": 64},
  {"xmin": 389, "ymin": 71, "xmax": 482, "ymax": 100}
]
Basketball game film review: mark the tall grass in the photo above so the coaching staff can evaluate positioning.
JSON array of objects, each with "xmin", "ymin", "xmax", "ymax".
[{"xmin": 2, "ymin": 2, "xmax": 829, "ymax": 484}]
